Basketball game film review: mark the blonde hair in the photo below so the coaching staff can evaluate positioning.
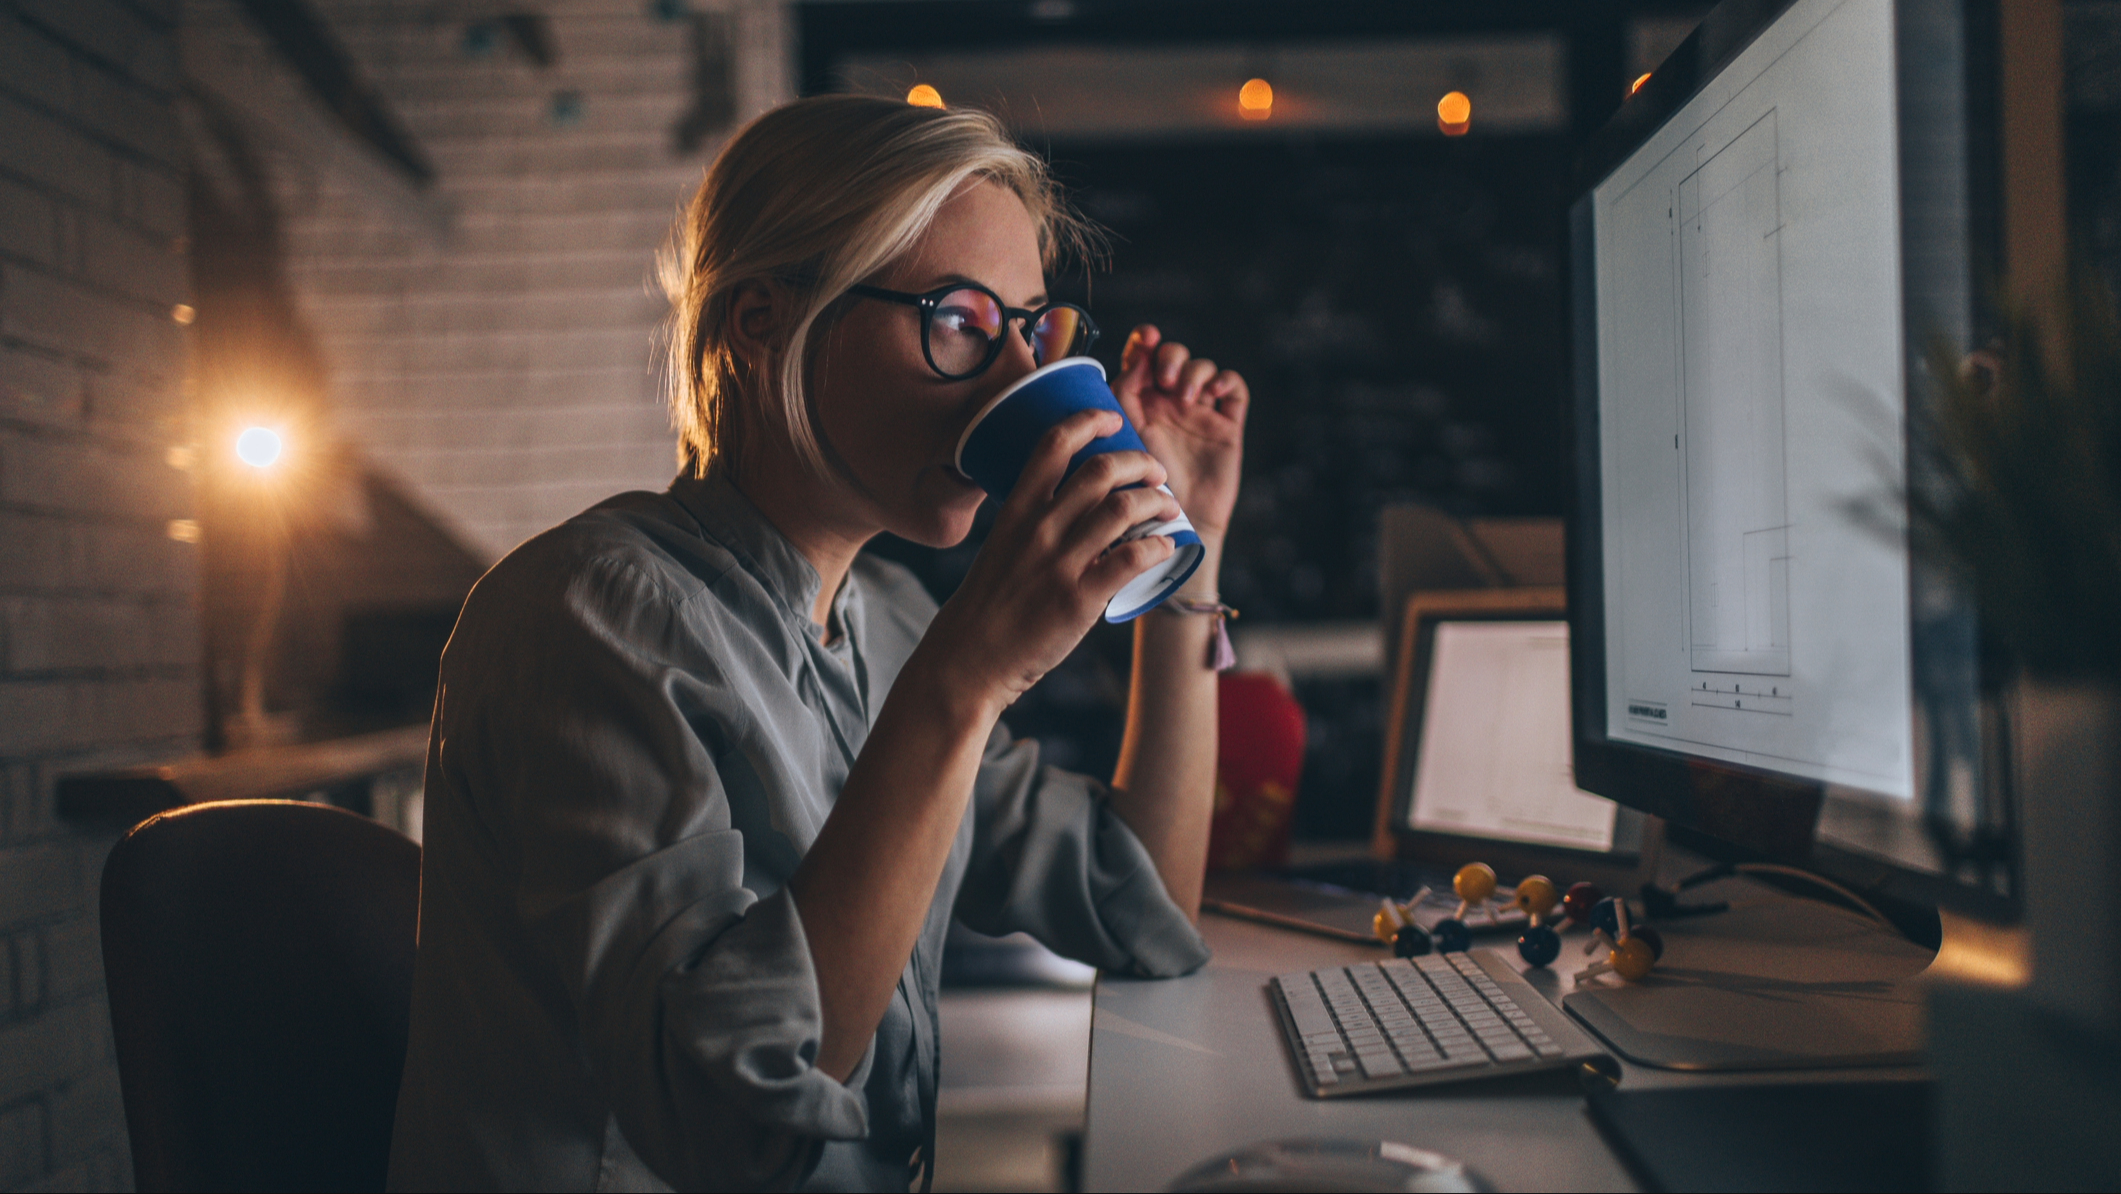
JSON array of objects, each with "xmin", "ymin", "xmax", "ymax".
[{"xmin": 661, "ymin": 94, "xmax": 1098, "ymax": 477}]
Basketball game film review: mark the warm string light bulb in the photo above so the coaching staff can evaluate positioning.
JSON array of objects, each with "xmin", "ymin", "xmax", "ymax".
[
  {"xmin": 1238, "ymin": 77, "xmax": 1273, "ymax": 121},
  {"xmin": 1437, "ymin": 90, "xmax": 1471, "ymax": 137},
  {"xmin": 906, "ymin": 84, "xmax": 943, "ymax": 108},
  {"xmin": 235, "ymin": 426, "xmax": 283, "ymax": 469}
]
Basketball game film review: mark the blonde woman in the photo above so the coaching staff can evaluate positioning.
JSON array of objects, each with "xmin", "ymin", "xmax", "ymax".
[{"xmin": 388, "ymin": 95, "xmax": 1249, "ymax": 1192}]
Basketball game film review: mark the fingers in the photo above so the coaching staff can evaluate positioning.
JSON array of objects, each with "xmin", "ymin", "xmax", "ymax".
[
  {"xmin": 1050, "ymin": 448, "xmax": 1169, "ymax": 526},
  {"xmin": 1154, "ymin": 341, "xmax": 1191, "ymax": 390},
  {"xmin": 1119, "ymin": 325, "xmax": 1162, "ymax": 379},
  {"xmin": 1205, "ymin": 368, "xmax": 1250, "ymax": 421},
  {"xmin": 1175, "ymin": 358, "xmax": 1219, "ymax": 405},
  {"xmin": 1009, "ymin": 408, "xmax": 1123, "ymax": 512},
  {"xmin": 1083, "ymin": 532, "xmax": 1177, "ymax": 595},
  {"xmin": 1061, "ymin": 469, "xmax": 1179, "ymax": 555}
]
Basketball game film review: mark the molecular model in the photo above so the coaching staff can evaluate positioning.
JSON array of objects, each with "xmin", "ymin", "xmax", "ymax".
[
  {"xmin": 1575, "ymin": 896, "xmax": 1665, "ymax": 985},
  {"xmin": 1371, "ymin": 864, "xmax": 1667, "ymax": 979}
]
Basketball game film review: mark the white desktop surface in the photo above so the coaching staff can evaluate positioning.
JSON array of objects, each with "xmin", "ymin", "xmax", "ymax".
[
  {"xmin": 1083, "ymin": 913, "xmax": 1636, "ymax": 1193},
  {"xmin": 1082, "ymin": 875, "xmax": 1932, "ymax": 1192}
]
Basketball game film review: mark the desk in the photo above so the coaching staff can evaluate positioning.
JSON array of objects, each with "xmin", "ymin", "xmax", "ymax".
[
  {"xmin": 1082, "ymin": 880, "xmax": 1932, "ymax": 1192},
  {"xmin": 1083, "ymin": 913, "xmax": 1636, "ymax": 1191}
]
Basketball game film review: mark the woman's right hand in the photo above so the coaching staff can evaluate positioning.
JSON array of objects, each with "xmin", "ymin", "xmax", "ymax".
[{"xmin": 920, "ymin": 409, "xmax": 1181, "ymax": 711}]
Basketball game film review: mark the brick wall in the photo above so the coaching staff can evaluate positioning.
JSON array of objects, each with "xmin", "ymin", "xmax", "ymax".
[
  {"xmin": 0, "ymin": 0, "xmax": 197, "ymax": 1189},
  {"xmin": 187, "ymin": 0, "xmax": 795, "ymax": 562}
]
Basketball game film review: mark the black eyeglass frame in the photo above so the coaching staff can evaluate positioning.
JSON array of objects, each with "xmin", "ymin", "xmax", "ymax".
[{"xmin": 848, "ymin": 281, "xmax": 1100, "ymax": 381}]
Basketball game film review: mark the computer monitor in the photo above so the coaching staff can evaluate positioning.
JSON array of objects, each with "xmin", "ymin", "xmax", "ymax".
[{"xmin": 1567, "ymin": 0, "xmax": 2015, "ymax": 926}]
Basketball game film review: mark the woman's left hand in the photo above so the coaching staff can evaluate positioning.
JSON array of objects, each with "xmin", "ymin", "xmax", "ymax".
[{"xmin": 1110, "ymin": 325, "xmax": 1248, "ymax": 542}]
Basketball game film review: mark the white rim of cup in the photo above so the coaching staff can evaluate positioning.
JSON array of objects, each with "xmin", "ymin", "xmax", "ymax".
[{"xmin": 950, "ymin": 356, "xmax": 1110, "ymax": 481}]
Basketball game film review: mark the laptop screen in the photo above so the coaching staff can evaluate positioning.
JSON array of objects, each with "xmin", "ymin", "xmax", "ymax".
[{"xmin": 1406, "ymin": 620, "xmax": 1620, "ymax": 852}]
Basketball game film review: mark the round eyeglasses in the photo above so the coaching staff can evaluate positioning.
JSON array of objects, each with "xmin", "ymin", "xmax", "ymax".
[{"xmin": 848, "ymin": 281, "xmax": 1099, "ymax": 381}]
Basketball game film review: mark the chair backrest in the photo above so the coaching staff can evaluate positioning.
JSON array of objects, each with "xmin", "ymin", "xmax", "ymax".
[{"xmin": 101, "ymin": 799, "xmax": 420, "ymax": 1192}]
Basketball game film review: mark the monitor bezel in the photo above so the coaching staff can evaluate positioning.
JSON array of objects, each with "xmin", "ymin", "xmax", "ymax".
[{"xmin": 1564, "ymin": 0, "xmax": 2019, "ymax": 922}]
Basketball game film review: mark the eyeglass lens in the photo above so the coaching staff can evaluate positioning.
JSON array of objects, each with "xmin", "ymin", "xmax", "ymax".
[{"xmin": 929, "ymin": 288, "xmax": 1087, "ymax": 376}]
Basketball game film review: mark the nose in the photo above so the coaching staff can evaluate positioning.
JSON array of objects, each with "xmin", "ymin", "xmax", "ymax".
[{"xmin": 988, "ymin": 318, "xmax": 1040, "ymax": 387}]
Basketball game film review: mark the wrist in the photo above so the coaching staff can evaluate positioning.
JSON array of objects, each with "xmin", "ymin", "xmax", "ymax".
[
  {"xmin": 897, "ymin": 639, "xmax": 1011, "ymax": 728},
  {"xmin": 1172, "ymin": 536, "xmax": 1223, "ymax": 602}
]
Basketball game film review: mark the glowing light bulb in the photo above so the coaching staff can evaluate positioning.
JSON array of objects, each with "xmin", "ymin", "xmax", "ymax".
[
  {"xmin": 1437, "ymin": 91, "xmax": 1471, "ymax": 136},
  {"xmin": 236, "ymin": 427, "xmax": 283, "ymax": 469},
  {"xmin": 1631, "ymin": 72, "xmax": 1653, "ymax": 96},
  {"xmin": 1238, "ymin": 78, "xmax": 1273, "ymax": 121},
  {"xmin": 906, "ymin": 84, "xmax": 943, "ymax": 108}
]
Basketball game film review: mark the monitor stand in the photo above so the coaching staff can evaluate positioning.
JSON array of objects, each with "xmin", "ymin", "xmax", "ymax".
[{"xmin": 1561, "ymin": 875, "xmax": 1939, "ymax": 1071}]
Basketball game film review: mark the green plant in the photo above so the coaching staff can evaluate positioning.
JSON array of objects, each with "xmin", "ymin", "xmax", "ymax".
[{"xmin": 1908, "ymin": 276, "xmax": 2121, "ymax": 679}]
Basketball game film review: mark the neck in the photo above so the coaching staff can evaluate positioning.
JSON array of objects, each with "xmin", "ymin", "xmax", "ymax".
[{"xmin": 729, "ymin": 443, "xmax": 876, "ymax": 629}]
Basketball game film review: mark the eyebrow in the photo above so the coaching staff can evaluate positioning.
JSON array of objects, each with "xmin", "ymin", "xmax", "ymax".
[{"xmin": 930, "ymin": 273, "xmax": 1048, "ymax": 309}]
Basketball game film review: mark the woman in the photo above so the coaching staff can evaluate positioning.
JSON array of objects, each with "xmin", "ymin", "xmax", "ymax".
[{"xmin": 388, "ymin": 95, "xmax": 1249, "ymax": 1192}]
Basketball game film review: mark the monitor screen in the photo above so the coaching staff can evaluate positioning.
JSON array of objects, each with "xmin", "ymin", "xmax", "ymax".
[
  {"xmin": 1590, "ymin": 0, "xmax": 1912, "ymax": 797},
  {"xmin": 1569, "ymin": 0, "xmax": 2010, "ymax": 913},
  {"xmin": 1409, "ymin": 620, "xmax": 1620, "ymax": 852}
]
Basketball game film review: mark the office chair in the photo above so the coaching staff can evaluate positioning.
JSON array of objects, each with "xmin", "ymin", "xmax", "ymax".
[{"xmin": 101, "ymin": 799, "xmax": 420, "ymax": 1192}]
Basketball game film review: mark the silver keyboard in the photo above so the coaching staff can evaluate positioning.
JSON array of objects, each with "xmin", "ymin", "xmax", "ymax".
[{"xmin": 1271, "ymin": 949, "xmax": 1606, "ymax": 1096}]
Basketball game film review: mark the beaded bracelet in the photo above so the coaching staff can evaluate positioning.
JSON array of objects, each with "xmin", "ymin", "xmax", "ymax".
[{"xmin": 1159, "ymin": 597, "xmax": 1239, "ymax": 671}]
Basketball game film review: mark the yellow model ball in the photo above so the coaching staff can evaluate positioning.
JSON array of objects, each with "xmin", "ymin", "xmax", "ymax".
[
  {"xmin": 1611, "ymin": 936, "xmax": 1656, "ymax": 982},
  {"xmin": 1453, "ymin": 862, "xmax": 1497, "ymax": 904},
  {"xmin": 1513, "ymin": 874, "xmax": 1560, "ymax": 918}
]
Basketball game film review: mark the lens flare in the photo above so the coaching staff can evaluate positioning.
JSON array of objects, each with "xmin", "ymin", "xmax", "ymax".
[
  {"xmin": 1239, "ymin": 78, "xmax": 1273, "ymax": 121},
  {"xmin": 1631, "ymin": 72, "xmax": 1653, "ymax": 96},
  {"xmin": 235, "ymin": 426, "xmax": 283, "ymax": 469},
  {"xmin": 906, "ymin": 84, "xmax": 943, "ymax": 108}
]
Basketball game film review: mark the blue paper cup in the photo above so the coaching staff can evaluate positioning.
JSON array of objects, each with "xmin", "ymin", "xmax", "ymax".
[{"xmin": 954, "ymin": 357, "xmax": 1205, "ymax": 622}]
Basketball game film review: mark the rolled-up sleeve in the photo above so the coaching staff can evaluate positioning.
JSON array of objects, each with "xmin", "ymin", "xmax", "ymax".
[
  {"xmin": 951, "ymin": 724, "xmax": 1210, "ymax": 977},
  {"xmin": 445, "ymin": 553, "xmax": 866, "ymax": 1189}
]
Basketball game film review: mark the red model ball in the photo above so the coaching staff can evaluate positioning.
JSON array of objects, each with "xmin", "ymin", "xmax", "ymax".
[{"xmin": 1562, "ymin": 881, "xmax": 1604, "ymax": 925}]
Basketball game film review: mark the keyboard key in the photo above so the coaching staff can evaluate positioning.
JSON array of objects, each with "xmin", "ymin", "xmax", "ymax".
[
  {"xmin": 1357, "ymin": 1051, "xmax": 1403, "ymax": 1079},
  {"xmin": 1490, "ymin": 1043, "xmax": 1535, "ymax": 1062}
]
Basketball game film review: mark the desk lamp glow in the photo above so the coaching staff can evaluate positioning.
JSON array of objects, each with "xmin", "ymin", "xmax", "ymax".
[
  {"xmin": 235, "ymin": 426, "xmax": 283, "ymax": 470},
  {"xmin": 231, "ymin": 424, "xmax": 288, "ymax": 747}
]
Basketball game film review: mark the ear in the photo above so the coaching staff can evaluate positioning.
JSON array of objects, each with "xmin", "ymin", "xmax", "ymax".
[{"xmin": 726, "ymin": 279, "xmax": 780, "ymax": 374}]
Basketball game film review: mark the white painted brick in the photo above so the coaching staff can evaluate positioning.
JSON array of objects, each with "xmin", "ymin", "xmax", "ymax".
[
  {"xmin": 108, "ymin": 156, "xmax": 182, "ymax": 239},
  {"xmin": 66, "ymin": 207, "xmax": 185, "ymax": 305},
  {"xmin": 0, "ymin": 1098, "xmax": 45, "ymax": 1189},
  {"xmin": 0, "ymin": 345, "xmax": 86, "ymax": 426},
  {"xmin": 0, "ymin": 177, "xmax": 61, "ymax": 269},
  {"xmin": 0, "ymin": 13, "xmax": 73, "ymax": 113},
  {"xmin": 298, "ymin": 249, "xmax": 655, "ymax": 297},
  {"xmin": 67, "ymin": 61, "xmax": 182, "ymax": 168},
  {"xmin": 0, "ymin": 429, "xmax": 188, "ymax": 521},
  {"xmin": 0, "ymin": 842, "xmax": 81, "ymax": 927},
  {"xmin": 13, "ymin": 931, "xmax": 41, "ymax": 1009},
  {"xmin": 2, "ymin": 596, "xmax": 198, "ymax": 673},
  {"xmin": 40, "ymin": 919, "xmax": 100, "ymax": 1004},
  {"xmin": 0, "ymin": 675, "xmax": 199, "ymax": 754},
  {"xmin": 0, "ymin": 511, "xmax": 198, "ymax": 597},
  {"xmin": 80, "ymin": 367, "xmax": 182, "ymax": 429},
  {"xmin": 0, "ymin": 95, "xmax": 112, "ymax": 209},
  {"xmin": 306, "ymin": 284, "xmax": 666, "ymax": 335},
  {"xmin": 343, "ymin": 400, "xmax": 670, "ymax": 452},
  {"xmin": 400, "ymin": 441, "xmax": 673, "ymax": 489},
  {"xmin": 0, "ymin": 1001, "xmax": 99, "ymax": 1106},
  {"xmin": 0, "ymin": 264, "xmax": 183, "ymax": 374},
  {"xmin": 15, "ymin": 0, "xmax": 178, "ymax": 93},
  {"xmin": 46, "ymin": 1064, "xmax": 123, "ymax": 1171}
]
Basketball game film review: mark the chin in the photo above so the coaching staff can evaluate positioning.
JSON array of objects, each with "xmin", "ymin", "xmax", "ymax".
[{"xmin": 894, "ymin": 493, "xmax": 984, "ymax": 549}]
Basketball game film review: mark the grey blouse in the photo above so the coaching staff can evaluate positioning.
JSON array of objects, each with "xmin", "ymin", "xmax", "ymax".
[{"xmin": 386, "ymin": 472, "xmax": 1210, "ymax": 1193}]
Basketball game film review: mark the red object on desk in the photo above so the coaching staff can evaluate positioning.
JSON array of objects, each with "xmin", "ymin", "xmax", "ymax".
[{"xmin": 1207, "ymin": 670, "xmax": 1307, "ymax": 870}]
